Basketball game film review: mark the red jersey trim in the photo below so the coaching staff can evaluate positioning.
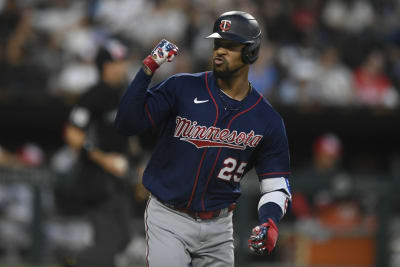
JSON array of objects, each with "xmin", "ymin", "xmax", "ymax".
[
  {"xmin": 259, "ymin": 171, "xmax": 291, "ymax": 177},
  {"xmin": 181, "ymin": 138, "xmax": 246, "ymax": 150},
  {"xmin": 227, "ymin": 93, "xmax": 263, "ymax": 128},
  {"xmin": 145, "ymin": 103, "xmax": 156, "ymax": 129}
]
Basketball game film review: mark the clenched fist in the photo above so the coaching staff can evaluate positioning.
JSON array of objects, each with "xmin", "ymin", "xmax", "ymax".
[
  {"xmin": 143, "ymin": 39, "xmax": 179, "ymax": 75},
  {"xmin": 248, "ymin": 218, "xmax": 279, "ymax": 255}
]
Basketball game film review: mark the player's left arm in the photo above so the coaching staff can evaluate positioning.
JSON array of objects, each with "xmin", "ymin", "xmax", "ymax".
[{"xmin": 248, "ymin": 117, "xmax": 292, "ymax": 255}]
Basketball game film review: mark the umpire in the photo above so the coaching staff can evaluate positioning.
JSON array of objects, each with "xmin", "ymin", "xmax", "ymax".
[{"xmin": 63, "ymin": 39, "xmax": 132, "ymax": 267}]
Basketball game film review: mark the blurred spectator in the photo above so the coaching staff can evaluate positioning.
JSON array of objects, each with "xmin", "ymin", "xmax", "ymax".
[
  {"xmin": 0, "ymin": 142, "xmax": 45, "ymax": 264},
  {"xmin": 259, "ymin": 0, "xmax": 295, "ymax": 44},
  {"xmin": 290, "ymin": 0, "xmax": 320, "ymax": 36},
  {"xmin": 59, "ymin": 39, "xmax": 134, "ymax": 267},
  {"xmin": 291, "ymin": 133, "xmax": 345, "ymax": 218},
  {"xmin": 278, "ymin": 57, "xmax": 317, "ymax": 106},
  {"xmin": 0, "ymin": 1, "xmax": 48, "ymax": 101},
  {"xmin": 277, "ymin": 30, "xmax": 320, "ymax": 106},
  {"xmin": 248, "ymin": 42, "xmax": 280, "ymax": 100},
  {"xmin": 322, "ymin": 0, "xmax": 375, "ymax": 34},
  {"xmin": 30, "ymin": 0, "xmax": 86, "ymax": 34},
  {"xmin": 352, "ymin": 49, "xmax": 399, "ymax": 108},
  {"xmin": 278, "ymin": 31, "xmax": 319, "ymax": 73},
  {"xmin": 308, "ymin": 45, "xmax": 354, "ymax": 106},
  {"xmin": 0, "ymin": 181, "xmax": 33, "ymax": 264},
  {"xmin": 291, "ymin": 132, "xmax": 376, "ymax": 233},
  {"xmin": 314, "ymin": 175, "xmax": 365, "ymax": 232},
  {"xmin": 56, "ymin": 60, "xmax": 99, "ymax": 104},
  {"xmin": 0, "ymin": 0, "xmax": 398, "ymax": 111},
  {"xmin": 52, "ymin": 17, "xmax": 100, "ymax": 104},
  {"xmin": 0, "ymin": 145, "xmax": 23, "ymax": 168},
  {"xmin": 17, "ymin": 142, "xmax": 46, "ymax": 167},
  {"xmin": 94, "ymin": 0, "xmax": 188, "ymax": 47},
  {"xmin": 0, "ymin": 143, "xmax": 45, "ymax": 169}
]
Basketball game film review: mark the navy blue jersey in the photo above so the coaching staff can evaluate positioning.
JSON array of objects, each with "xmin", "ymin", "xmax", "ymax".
[{"xmin": 115, "ymin": 68, "xmax": 290, "ymax": 212}]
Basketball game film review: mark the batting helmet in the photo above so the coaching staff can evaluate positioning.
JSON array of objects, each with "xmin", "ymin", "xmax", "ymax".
[{"xmin": 206, "ymin": 11, "xmax": 262, "ymax": 64}]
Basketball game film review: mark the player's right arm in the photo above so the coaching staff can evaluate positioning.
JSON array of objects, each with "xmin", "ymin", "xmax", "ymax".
[
  {"xmin": 249, "ymin": 116, "xmax": 292, "ymax": 255},
  {"xmin": 114, "ymin": 39, "xmax": 178, "ymax": 136}
]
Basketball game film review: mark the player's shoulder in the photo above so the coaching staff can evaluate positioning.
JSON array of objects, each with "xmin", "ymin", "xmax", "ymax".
[
  {"xmin": 253, "ymin": 89, "xmax": 284, "ymax": 122},
  {"xmin": 169, "ymin": 71, "xmax": 207, "ymax": 82},
  {"xmin": 160, "ymin": 72, "xmax": 208, "ymax": 90}
]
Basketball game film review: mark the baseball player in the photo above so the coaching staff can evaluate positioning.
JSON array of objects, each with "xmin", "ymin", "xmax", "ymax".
[{"xmin": 115, "ymin": 11, "xmax": 292, "ymax": 267}]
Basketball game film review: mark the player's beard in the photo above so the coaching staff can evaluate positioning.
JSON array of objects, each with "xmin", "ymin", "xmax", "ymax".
[{"xmin": 213, "ymin": 59, "xmax": 245, "ymax": 80}]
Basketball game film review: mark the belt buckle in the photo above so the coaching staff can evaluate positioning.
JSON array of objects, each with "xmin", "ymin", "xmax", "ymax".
[{"xmin": 193, "ymin": 211, "xmax": 203, "ymax": 221}]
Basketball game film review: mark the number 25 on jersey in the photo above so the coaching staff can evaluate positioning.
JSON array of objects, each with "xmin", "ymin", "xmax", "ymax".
[{"xmin": 217, "ymin": 157, "xmax": 247, "ymax": 182}]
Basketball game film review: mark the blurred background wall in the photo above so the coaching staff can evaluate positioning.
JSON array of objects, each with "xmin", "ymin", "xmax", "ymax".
[{"xmin": 0, "ymin": 0, "xmax": 400, "ymax": 266}]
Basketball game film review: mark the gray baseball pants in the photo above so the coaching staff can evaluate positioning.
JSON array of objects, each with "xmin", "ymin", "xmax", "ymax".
[{"xmin": 144, "ymin": 196, "xmax": 234, "ymax": 267}]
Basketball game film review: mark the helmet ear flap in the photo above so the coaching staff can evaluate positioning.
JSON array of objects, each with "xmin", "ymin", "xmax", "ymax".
[{"xmin": 242, "ymin": 38, "xmax": 261, "ymax": 64}]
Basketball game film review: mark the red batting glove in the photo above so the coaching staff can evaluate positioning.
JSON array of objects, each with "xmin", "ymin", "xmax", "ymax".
[
  {"xmin": 142, "ymin": 39, "xmax": 179, "ymax": 74},
  {"xmin": 248, "ymin": 218, "xmax": 279, "ymax": 255}
]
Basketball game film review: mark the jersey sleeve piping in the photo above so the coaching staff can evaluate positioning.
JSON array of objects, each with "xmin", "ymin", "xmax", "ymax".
[
  {"xmin": 227, "ymin": 93, "xmax": 263, "ymax": 128},
  {"xmin": 145, "ymin": 103, "xmax": 156, "ymax": 129},
  {"xmin": 186, "ymin": 71, "xmax": 219, "ymax": 211},
  {"xmin": 259, "ymin": 171, "xmax": 291, "ymax": 177}
]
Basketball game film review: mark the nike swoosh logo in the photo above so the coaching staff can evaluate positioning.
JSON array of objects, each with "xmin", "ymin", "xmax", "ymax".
[{"xmin": 194, "ymin": 97, "xmax": 209, "ymax": 104}]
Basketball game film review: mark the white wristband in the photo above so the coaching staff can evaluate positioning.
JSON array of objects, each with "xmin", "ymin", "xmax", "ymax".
[{"xmin": 258, "ymin": 191, "xmax": 289, "ymax": 217}]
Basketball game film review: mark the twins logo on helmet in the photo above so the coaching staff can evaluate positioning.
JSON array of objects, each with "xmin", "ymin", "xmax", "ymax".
[{"xmin": 219, "ymin": 20, "xmax": 231, "ymax": 32}]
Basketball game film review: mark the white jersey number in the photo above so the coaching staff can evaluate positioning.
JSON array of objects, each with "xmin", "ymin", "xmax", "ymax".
[{"xmin": 217, "ymin": 157, "xmax": 247, "ymax": 182}]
